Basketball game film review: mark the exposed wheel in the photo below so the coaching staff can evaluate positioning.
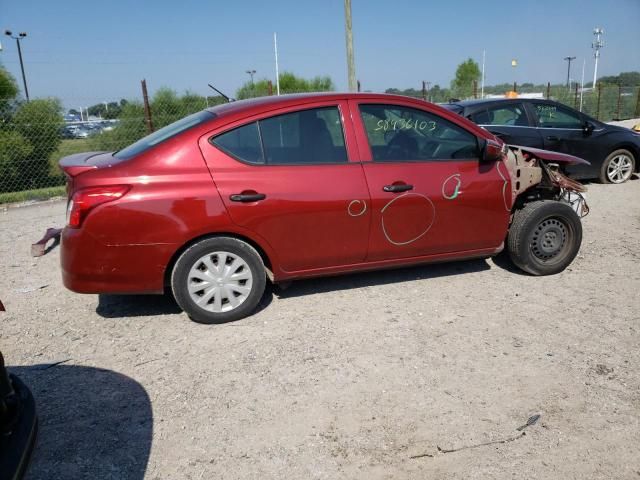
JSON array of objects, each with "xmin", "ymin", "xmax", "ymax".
[
  {"xmin": 171, "ymin": 237, "xmax": 266, "ymax": 324},
  {"xmin": 599, "ymin": 149, "xmax": 635, "ymax": 184},
  {"xmin": 507, "ymin": 201, "xmax": 582, "ymax": 276}
]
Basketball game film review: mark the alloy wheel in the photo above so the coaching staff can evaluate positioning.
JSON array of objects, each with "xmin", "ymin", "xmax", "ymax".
[{"xmin": 606, "ymin": 153, "xmax": 633, "ymax": 183}]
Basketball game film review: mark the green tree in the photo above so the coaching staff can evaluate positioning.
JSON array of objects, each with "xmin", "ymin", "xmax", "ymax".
[
  {"xmin": 236, "ymin": 72, "xmax": 335, "ymax": 99},
  {"xmin": 12, "ymin": 99, "xmax": 65, "ymax": 188},
  {"xmin": 0, "ymin": 130, "xmax": 34, "ymax": 192},
  {"xmin": 451, "ymin": 58, "xmax": 481, "ymax": 99},
  {"xmin": 0, "ymin": 64, "xmax": 19, "ymax": 118}
]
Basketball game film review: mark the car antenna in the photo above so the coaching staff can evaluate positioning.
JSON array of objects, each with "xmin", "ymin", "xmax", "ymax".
[{"xmin": 208, "ymin": 84, "xmax": 234, "ymax": 103}]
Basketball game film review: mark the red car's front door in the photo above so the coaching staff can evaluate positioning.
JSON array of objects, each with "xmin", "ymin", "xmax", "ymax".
[
  {"xmin": 199, "ymin": 101, "xmax": 371, "ymax": 273},
  {"xmin": 349, "ymin": 100, "xmax": 510, "ymax": 262}
]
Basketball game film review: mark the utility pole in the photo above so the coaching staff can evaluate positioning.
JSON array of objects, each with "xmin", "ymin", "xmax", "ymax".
[
  {"xmin": 564, "ymin": 56, "xmax": 576, "ymax": 89},
  {"xmin": 4, "ymin": 30, "xmax": 29, "ymax": 100},
  {"xmin": 344, "ymin": 0, "xmax": 357, "ymax": 92},
  {"xmin": 592, "ymin": 28, "xmax": 604, "ymax": 90}
]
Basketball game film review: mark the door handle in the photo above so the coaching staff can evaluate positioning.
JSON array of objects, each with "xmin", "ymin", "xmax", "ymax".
[
  {"xmin": 229, "ymin": 193, "xmax": 266, "ymax": 202},
  {"xmin": 546, "ymin": 136, "xmax": 560, "ymax": 141},
  {"xmin": 383, "ymin": 183, "xmax": 413, "ymax": 193}
]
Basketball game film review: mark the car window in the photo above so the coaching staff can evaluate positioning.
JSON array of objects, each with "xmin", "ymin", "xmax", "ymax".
[
  {"xmin": 359, "ymin": 104, "xmax": 479, "ymax": 162},
  {"xmin": 260, "ymin": 107, "xmax": 347, "ymax": 164},
  {"xmin": 211, "ymin": 122, "xmax": 264, "ymax": 164},
  {"xmin": 534, "ymin": 103, "xmax": 583, "ymax": 129},
  {"xmin": 211, "ymin": 106, "xmax": 348, "ymax": 165},
  {"xmin": 115, "ymin": 110, "xmax": 214, "ymax": 160},
  {"xmin": 472, "ymin": 104, "xmax": 528, "ymax": 126}
]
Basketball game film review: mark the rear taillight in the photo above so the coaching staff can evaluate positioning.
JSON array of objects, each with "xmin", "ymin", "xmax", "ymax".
[{"xmin": 66, "ymin": 185, "xmax": 130, "ymax": 228}]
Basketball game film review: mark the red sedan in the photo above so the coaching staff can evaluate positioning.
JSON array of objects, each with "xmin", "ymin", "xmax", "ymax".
[{"xmin": 60, "ymin": 93, "xmax": 588, "ymax": 323}]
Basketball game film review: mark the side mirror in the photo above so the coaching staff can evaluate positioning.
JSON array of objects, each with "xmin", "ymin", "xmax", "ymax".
[
  {"xmin": 582, "ymin": 121, "xmax": 595, "ymax": 136},
  {"xmin": 480, "ymin": 138, "xmax": 503, "ymax": 163}
]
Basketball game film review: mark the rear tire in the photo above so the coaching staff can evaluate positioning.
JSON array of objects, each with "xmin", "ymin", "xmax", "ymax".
[
  {"xmin": 599, "ymin": 149, "xmax": 635, "ymax": 184},
  {"xmin": 171, "ymin": 237, "xmax": 266, "ymax": 324},
  {"xmin": 507, "ymin": 201, "xmax": 582, "ymax": 276}
]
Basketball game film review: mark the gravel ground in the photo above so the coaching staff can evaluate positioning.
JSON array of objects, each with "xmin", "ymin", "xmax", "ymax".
[{"xmin": 1, "ymin": 178, "xmax": 639, "ymax": 480}]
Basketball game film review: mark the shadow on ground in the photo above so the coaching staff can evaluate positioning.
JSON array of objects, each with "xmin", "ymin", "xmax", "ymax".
[
  {"xmin": 94, "ymin": 259, "xmax": 498, "ymax": 320},
  {"xmin": 9, "ymin": 365, "xmax": 152, "ymax": 480},
  {"xmin": 274, "ymin": 257, "xmax": 494, "ymax": 299},
  {"xmin": 97, "ymin": 293, "xmax": 182, "ymax": 318}
]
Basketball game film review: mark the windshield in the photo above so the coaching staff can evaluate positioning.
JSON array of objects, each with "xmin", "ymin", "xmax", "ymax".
[{"xmin": 114, "ymin": 110, "xmax": 215, "ymax": 160}]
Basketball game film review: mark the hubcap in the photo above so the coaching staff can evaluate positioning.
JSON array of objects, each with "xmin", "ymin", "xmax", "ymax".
[
  {"xmin": 607, "ymin": 154, "xmax": 633, "ymax": 183},
  {"xmin": 531, "ymin": 218, "xmax": 568, "ymax": 261},
  {"xmin": 187, "ymin": 251, "xmax": 253, "ymax": 313}
]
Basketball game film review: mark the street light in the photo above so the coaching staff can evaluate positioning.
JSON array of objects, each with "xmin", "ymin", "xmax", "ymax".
[
  {"xmin": 4, "ymin": 30, "xmax": 29, "ymax": 101},
  {"xmin": 564, "ymin": 56, "xmax": 576, "ymax": 89},
  {"xmin": 245, "ymin": 69, "xmax": 256, "ymax": 85}
]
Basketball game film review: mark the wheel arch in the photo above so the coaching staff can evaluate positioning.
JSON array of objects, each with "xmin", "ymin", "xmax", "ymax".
[{"xmin": 163, "ymin": 232, "xmax": 275, "ymax": 289}]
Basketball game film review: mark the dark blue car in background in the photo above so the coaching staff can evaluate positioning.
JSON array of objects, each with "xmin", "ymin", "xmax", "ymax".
[{"xmin": 443, "ymin": 98, "xmax": 640, "ymax": 184}]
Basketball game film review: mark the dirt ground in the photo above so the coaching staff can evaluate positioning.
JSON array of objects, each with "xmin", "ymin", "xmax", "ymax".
[{"xmin": 1, "ymin": 178, "xmax": 639, "ymax": 480}]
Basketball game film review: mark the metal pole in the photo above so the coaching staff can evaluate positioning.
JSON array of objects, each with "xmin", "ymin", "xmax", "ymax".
[
  {"xmin": 596, "ymin": 82, "xmax": 602, "ymax": 120},
  {"xmin": 579, "ymin": 59, "xmax": 586, "ymax": 111},
  {"xmin": 141, "ymin": 79, "xmax": 154, "ymax": 133},
  {"xmin": 357, "ymin": 79, "xmax": 361, "ymax": 92},
  {"xmin": 15, "ymin": 37, "xmax": 29, "ymax": 101},
  {"xmin": 616, "ymin": 84, "xmax": 622, "ymax": 120},
  {"xmin": 546, "ymin": 82, "xmax": 551, "ymax": 100},
  {"xmin": 481, "ymin": 49, "xmax": 485, "ymax": 98},
  {"xmin": 273, "ymin": 32, "xmax": 280, "ymax": 95},
  {"xmin": 344, "ymin": 0, "xmax": 357, "ymax": 92}
]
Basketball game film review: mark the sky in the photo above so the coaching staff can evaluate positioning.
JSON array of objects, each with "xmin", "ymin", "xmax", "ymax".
[{"xmin": 1, "ymin": 0, "xmax": 639, "ymax": 108}]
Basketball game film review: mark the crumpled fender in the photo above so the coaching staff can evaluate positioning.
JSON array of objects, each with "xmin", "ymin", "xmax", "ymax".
[{"xmin": 508, "ymin": 145, "xmax": 590, "ymax": 166}]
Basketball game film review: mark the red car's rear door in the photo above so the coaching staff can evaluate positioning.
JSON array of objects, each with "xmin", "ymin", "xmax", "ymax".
[
  {"xmin": 349, "ymin": 99, "xmax": 510, "ymax": 262},
  {"xmin": 199, "ymin": 100, "xmax": 371, "ymax": 273}
]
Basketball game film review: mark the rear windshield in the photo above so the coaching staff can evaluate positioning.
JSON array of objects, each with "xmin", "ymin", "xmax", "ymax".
[{"xmin": 114, "ymin": 110, "xmax": 215, "ymax": 160}]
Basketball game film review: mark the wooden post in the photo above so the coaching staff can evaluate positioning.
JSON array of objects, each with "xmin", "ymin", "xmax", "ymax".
[
  {"xmin": 267, "ymin": 80, "xmax": 273, "ymax": 96},
  {"xmin": 596, "ymin": 83, "xmax": 602, "ymax": 121},
  {"xmin": 634, "ymin": 86, "xmax": 640, "ymax": 118},
  {"xmin": 141, "ymin": 79, "xmax": 154, "ymax": 133},
  {"xmin": 344, "ymin": 0, "xmax": 357, "ymax": 92},
  {"xmin": 357, "ymin": 80, "xmax": 361, "ymax": 92},
  {"xmin": 546, "ymin": 82, "xmax": 551, "ymax": 99},
  {"xmin": 473, "ymin": 80, "xmax": 478, "ymax": 99},
  {"xmin": 513, "ymin": 81, "xmax": 517, "ymax": 93},
  {"xmin": 574, "ymin": 82, "xmax": 579, "ymax": 110},
  {"xmin": 422, "ymin": 81, "xmax": 426, "ymax": 101}
]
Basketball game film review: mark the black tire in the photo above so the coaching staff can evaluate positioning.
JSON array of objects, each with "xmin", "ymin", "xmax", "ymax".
[
  {"xmin": 507, "ymin": 200, "xmax": 582, "ymax": 276},
  {"xmin": 171, "ymin": 237, "xmax": 266, "ymax": 324},
  {"xmin": 598, "ymin": 149, "xmax": 635, "ymax": 184}
]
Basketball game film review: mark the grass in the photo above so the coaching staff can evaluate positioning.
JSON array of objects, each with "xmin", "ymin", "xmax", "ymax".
[{"xmin": 0, "ymin": 185, "xmax": 67, "ymax": 205}]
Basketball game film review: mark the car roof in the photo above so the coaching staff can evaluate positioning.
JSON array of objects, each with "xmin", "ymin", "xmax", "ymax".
[
  {"xmin": 448, "ymin": 98, "xmax": 539, "ymax": 108},
  {"xmin": 206, "ymin": 92, "xmax": 430, "ymax": 117}
]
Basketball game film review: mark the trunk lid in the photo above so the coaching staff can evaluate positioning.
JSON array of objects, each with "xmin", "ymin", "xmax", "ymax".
[{"xmin": 59, "ymin": 151, "xmax": 122, "ymax": 197}]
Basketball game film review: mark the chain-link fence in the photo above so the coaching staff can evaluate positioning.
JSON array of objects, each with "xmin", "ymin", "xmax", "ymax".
[{"xmin": 1, "ymin": 83, "xmax": 639, "ymax": 203}]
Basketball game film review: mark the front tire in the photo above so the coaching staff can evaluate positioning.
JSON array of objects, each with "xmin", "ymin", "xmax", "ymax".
[
  {"xmin": 599, "ymin": 149, "xmax": 635, "ymax": 184},
  {"xmin": 171, "ymin": 237, "xmax": 266, "ymax": 324},
  {"xmin": 507, "ymin": 201, "xmax": 582, "ymax": 276}
]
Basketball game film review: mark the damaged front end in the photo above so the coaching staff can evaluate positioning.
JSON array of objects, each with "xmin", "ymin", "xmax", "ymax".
[{"xmin": 502, "ymin": 145, "xmax": 590, "ymax": 217}]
